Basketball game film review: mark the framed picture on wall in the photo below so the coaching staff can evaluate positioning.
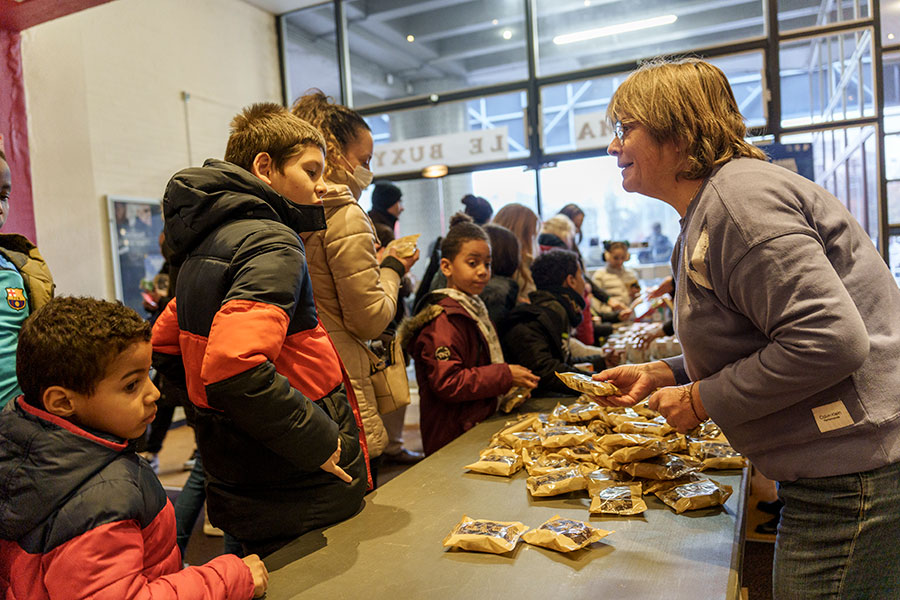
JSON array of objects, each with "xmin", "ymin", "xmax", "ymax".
[{"xmin": 107, "ymin": 196, "xmax": 165, "ymax": 317}]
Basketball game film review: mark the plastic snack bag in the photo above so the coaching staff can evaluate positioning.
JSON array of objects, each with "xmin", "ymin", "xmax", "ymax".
[
  {"xmin": 596, "ymin": 432, "xmax": 659, "ymax": 454},
  {"xmin": 641, "ymin": 472, "xmax": 709, "ymax": 496},
  {"xmin": 526, "ymin": 467, "xmax": 587, "ymax": 497},
  {"xmin": 655, "ymin": 478, "xmax": 734, "ymax": 513},
  {"xmin": 589, "ymin": 482, "xmax": 647, "ymax": 515},
  {"xmin": 498, "ymin": 386, "xmax": 532, "ymax": 413},
  {"xmin": 585, "ymin": 468, "xmax": 630, "ymax": 495},
  {"xmin": 522, "ymin": 515, "xmax": 613, "ymax": 552},
  {"xmin": 498, "ymin": 430, "xmax": 543, "ymax": 451},
  {"xmin": 540, "ymin": 425, "xmax": 594, "ymax": 449},
  {"xmin": 688, "ymin": 441, "xmax": 746, "ymax": 470},
  {"xmin": 555, "ymin": 372, "xmax": 619, "ymax": 398},
  {"xmin": 498, "ymin": 414, "xmax": 540, "ymax": 437},
  {"xmin": 621, "ymin": 454, "xmax": 702, "ymax": 480},
  {"xmin": 559, "ymin": 442, "xmax": 599, "ymax": 463},
  {"xmin": 524, "ymin": 451, "xmax": 575, "ymax": 476},
  {"xmin": 465, "ymin": 448, "xmax": 524, "ymax": 476},
  {"xmin": 609, "ymin": 438, "xmax": 670, "ymax": 463},
  {"xmin": 562, "ymin": 399, "xmax": 605, "ymax": 423},
  {"xmin": 614, "ymin": 419, "xmax": 675, "ymax": 437},
  {"xmin": 442, "ymin": 515, "xmax": 529, "ymax": 554},
  {"xmin": 385, "ymin": 233, "xmax": 421, "ymax": 258}
]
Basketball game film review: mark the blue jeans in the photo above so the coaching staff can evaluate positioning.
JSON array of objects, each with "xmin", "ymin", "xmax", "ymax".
[{"xmin": 773, "ymin": 460, "xmax": 900, "ymax": 599}]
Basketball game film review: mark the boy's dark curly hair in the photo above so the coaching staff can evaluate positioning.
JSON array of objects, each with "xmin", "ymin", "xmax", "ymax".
[
  {"xmin": 440, "ymin": 212, "xmax": 489, "ymax": 261},
  {"xmin": 17, "ymin": 296, "xmax": 151, "ymax": 408},
  {"xmin": 531, "ymin": 249, "xmax": 580, "ymax": 290}
]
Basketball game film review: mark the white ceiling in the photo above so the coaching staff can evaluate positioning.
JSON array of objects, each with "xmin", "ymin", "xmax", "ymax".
[{"xmin": 243, "ymin": 0, "xmax": 323, "ymax": 16}]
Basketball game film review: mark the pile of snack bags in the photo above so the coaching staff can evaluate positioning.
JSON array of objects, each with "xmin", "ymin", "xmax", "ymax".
[
  {"xmin": 599, "ymin": 322, "xmax": 682, "ymax": 365},
  {"xmin": 443, "ymin": 373, "xmax": 744, "ymax": 555}
]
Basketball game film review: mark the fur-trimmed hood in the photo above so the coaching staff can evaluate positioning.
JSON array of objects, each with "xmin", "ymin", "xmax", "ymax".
[{"xmin": 397, "ymin": 293, "xmax": 447, "ymax": 350}]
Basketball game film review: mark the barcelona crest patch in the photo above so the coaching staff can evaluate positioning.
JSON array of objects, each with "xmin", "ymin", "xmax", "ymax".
[{"xmin": 6, "ymin": 288, "xmax": 26, "ymax": 311}]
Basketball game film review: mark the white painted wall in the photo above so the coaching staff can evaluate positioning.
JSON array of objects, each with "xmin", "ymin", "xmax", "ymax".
[{"xmin": 21, "ymin": 0, "xmax": 282, "ymax": 299}]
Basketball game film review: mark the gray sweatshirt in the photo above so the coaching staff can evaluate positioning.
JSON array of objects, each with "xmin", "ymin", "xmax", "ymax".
[{"xmin": 663, "ymin": 158, "xmax": 900, "ymax": 481}]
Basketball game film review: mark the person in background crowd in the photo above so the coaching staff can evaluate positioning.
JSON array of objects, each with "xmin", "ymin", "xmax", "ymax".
[
  {"xmin": 499, "ymin": 249, "xmax": 602, "ymax": 396},
  {"xmin": 153, "ymin": 103, "xmax": 367, "ymax": 558},
  {"xmin": 368, "ymin": 180, "xmax": 403, "ymax": 249},
  {"xmin": 537, "ymin": 214, "xmax": 576, "ymax": 252},
  {"xmin": 592, "ymin": 241, "xmax": 640, "ymax": 309},
  {"xmin": 538, "ymin": 213, "xmax": 598, "ymax": 345},
  {"xmin": 365, "ymin": 179, "xmax": 422, "ymax": 467},
  {"xmin": 596, "ymin": 58, "xmax": 900, "ymax": 599},
  {"xmin": 401, "ymin": 214, "xmax": 538, "ymax": 455},
  {"xmin": 0, "ymin": 297, "xmax": 266, "ymax": 598},
  {"xmin": 492, "ymin": 203, "xmax": 540, "ymax": 303},
  {"xmin": 558, "ymin": 203, "xmax": 585, "ymax": 247},
  {"xmin": 638, "ymin": 221, "xmax": 674, "ymax": 264},
  {"xmin": 292, "ymin": 91, "xmax": 420, "ymax": 470},
  {"xmin": 0, "ymin": 142, "xmax": 54, "ymax": 410},
  {"xmin": 461, "ymin": 193, "xmax": 493, "ymax": 225},
  {"xmin": 480, "ymin": 223, "xmax": 520, "ymax": 326}
]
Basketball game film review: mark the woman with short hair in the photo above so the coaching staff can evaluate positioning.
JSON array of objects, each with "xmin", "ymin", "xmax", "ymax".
[{"xmin": 596, "ymin": 58, "xmax": 900, "ymax": 599}]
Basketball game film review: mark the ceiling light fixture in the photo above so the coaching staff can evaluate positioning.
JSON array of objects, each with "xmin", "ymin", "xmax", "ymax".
[
  {"xmin": 553, "ymin": 14, "xmax": 678, "ymax": 45},
  {"xmin": 502, "ymin": 29, "xmax": 513, "ymax": 40},
  {"xmin": 422, "ymin": 165, "xmax": 449, "ymax": 178},
  {"xmin": 406, "ymin": 34, "xmax": 415, "ymax": 42},
  {"xmin": 584, "ymin": 0, "xmax": 591, "ymax": 5},
  {"xmin": 492, "ymin": 18, "xmax": 499, "ymax": 25},
  {"xmin": 889, "ymin": 33, "xmax": 896, "ymax": 40}
]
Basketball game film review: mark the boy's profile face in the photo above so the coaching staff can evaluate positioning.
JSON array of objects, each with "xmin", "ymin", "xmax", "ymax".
[
  {"xmin": 0, "ymin": 156, "xmax": 11, "ymax": 229},
  {"xmin": 66, "ymin": 340, "xmax": 159, "ymax": 440},
  {"xmin": 256, "ymin": 146, "xmax": 327, "ymax": 206},
  {"xmin": 564, "ymin": 265, "xmax": 586, "ymax": 297}
]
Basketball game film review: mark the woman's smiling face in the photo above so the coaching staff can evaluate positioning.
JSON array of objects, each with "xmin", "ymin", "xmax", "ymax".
[{"xmin": 608, "ymin": 120, "xmax": 684, "ymax": 200}]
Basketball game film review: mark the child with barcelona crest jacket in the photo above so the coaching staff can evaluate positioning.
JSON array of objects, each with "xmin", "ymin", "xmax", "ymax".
[{"xmin": 400, "ymin": 214, "xmax": 538, "ymax": 455}]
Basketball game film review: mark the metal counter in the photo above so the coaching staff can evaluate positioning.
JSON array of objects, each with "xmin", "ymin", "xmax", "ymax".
[{"xmin": 264, "ymin": 397, "xmax": 747, "ymax": 599}]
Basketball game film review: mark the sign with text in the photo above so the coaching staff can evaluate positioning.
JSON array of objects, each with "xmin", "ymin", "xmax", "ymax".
[
  {"xmin": 372, "ymin": 127, "xmax": 509, "ymax": 176},
  {"xmin": 573, "ymin": 112, "xmax": 615, "ymax": 151}
]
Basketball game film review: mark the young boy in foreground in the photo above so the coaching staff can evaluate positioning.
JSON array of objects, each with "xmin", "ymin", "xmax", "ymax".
[
  {"xmin": 0, "ymin": 296, "xmax": 266, "ymax": 598},
  {"xmin": 152, "ymin": 103, "xmax": 368, "ymax": 558}
]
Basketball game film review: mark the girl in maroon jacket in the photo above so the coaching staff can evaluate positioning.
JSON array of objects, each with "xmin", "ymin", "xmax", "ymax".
[{"xmin": 400, "ymin": 214, "xmax": 538, "ymax": 455}]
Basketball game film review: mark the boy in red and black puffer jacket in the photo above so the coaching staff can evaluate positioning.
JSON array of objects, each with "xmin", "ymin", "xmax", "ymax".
[
  {"xmin": 0, "ymin": 296, "xmax": 265, "ymax": 599},
  {"xmin": 152, "ymin": 103, "xmax": 369, "ymax": 559}
]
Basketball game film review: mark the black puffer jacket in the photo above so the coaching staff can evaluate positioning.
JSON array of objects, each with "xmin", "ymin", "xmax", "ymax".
[
  {"xmin": 151, "ymin": 160, "xmax": 367, "ymax": 546},
  {"xmin": 497, "ymin": 288, "xmax": 591, "ymax": 395}
]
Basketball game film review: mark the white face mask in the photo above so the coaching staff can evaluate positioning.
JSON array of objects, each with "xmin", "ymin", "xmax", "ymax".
[{"xmin": 345, "ymin": 164, "xmax": 374, "ymax": 199}]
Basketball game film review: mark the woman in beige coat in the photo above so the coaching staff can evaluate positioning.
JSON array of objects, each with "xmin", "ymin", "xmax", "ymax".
[{"xmin": 292, "ymin": 91, "xmax": 418, "ymax": 463}]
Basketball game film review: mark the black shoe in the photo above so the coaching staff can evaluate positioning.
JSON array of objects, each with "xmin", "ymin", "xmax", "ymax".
[
  {"xmin": 756, "ymin": 499, "xmax": 785, "ymax": 515},
  {"xmin": 382, "ymin": 448, "xmax": 424, "ymax": 465},
  {"xmin": 755, "ymin": 515, "xmax": 780, "ymax": 536}
]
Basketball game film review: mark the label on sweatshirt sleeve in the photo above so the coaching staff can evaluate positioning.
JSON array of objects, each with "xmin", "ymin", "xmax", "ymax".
[{"xmin": 811, "ymin": 401, "xmax": 854, "ymax": 433}]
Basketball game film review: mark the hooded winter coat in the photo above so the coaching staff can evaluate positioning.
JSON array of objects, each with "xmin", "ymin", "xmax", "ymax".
[
  {"xmin": 400, "ymin": 293, "xmax": 512, "ymax": 455},
  {"xmin": 0, "ymin": 398, "xmax": 253, "ymax": 599},
  {"xmin": 151, "ymin": 159, "xmax": 367, "ymax": 548},
  {"xmin": 300, "ymin": 182, "xmax": 405, "ymax": 458},
  {"xmin": 498, "ymin": 288, "xmax": 591, "ymax": 396}
]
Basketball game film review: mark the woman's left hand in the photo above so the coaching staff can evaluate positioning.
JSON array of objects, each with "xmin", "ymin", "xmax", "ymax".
[{"xmin": 647, "ymin": 383, "xmax": 708, "ymax": 433}]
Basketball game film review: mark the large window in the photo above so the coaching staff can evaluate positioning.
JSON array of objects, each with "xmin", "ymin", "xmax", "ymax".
[
  {"xmin": 282, "ymin": 3, "xmax": 341, "ymax": 104},
  {"xmin": 342, "ymin": 0, "xmax": 528, "ymax": 107},
  {"xmin": 780, "ymin": 28, "xmax": 876, "ymax": 127},
  {"xmin": 539, "ymin": 157, "xmax": 681, "ymax": 270},
  {"xmin": 535, "ymin": 0, "xmax": 765, "ymax": 78},
  {"xmin": 281, "ymin": 0, "xmax": 894, "ymax": 284}
]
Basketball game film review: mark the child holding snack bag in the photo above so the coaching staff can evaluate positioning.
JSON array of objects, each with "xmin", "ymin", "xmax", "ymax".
[{"xmin": 400, "ymin": 214, "xmax": 539, "ymax": 455}]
